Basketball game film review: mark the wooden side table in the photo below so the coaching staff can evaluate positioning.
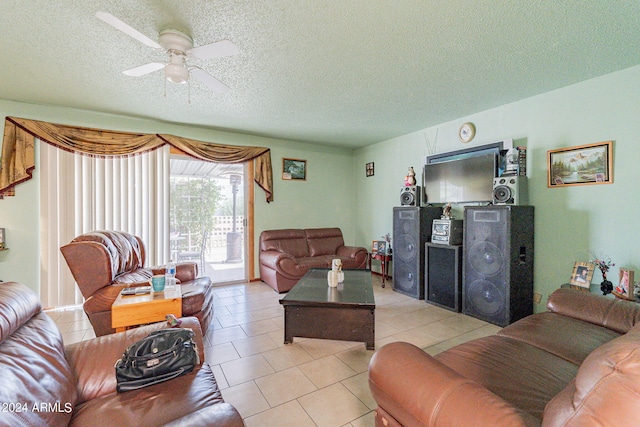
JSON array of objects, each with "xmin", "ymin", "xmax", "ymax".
[
  {"xmin": 369, "ymin": 252, "xmax": 392, "ymax": 288},
  {"xmin": 112, "ymin": 287, "xmax": 182, "ymax": 332}
]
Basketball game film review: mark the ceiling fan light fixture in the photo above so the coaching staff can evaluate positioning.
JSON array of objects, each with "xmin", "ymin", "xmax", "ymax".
[{"xmin": 165, "ymin": 62, "xmax": 189, "ymax": 84}]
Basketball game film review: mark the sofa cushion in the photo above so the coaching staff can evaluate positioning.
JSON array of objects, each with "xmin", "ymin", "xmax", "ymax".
[
  {"xmin": 543, "ymin": 322, "xmax": 640, "ymax": 426},
  {"xmin": 305, "ymin": 228, "xmax": 345, "ymax": 256},
  {"xmin": 69, "ymin": 363, "xmax": 226, "ymax": 426},
  {"xmin": 436, "ymin": 335, "xmax": 579, "ymax": 420},
  {"xmin": 260, "ymin": 229, "xmax": 310, "ymax": 258},
  {"xmin": 498, "ymin": 312, "xmax": 621, "ymax": 365}
]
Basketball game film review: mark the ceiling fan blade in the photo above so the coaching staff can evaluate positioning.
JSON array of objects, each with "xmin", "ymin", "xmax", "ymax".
[
  {"xmin": 123, "ymin": 62, "xmax": 165, "ymax": 77},
  {"xmin": 96, "ymin": 11, "xmax": 162, "ymax": 50},
  {"xmin": 190, "ymin": 68, "xmax": 230, "ymax": 93},
  {"xmin": 189, "ymin": 40, "xmax": 240, "ymax": 60}
]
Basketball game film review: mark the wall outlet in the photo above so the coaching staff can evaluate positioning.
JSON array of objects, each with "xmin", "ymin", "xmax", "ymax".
[{"xmin": 533, "ymin": 292, "xmax": 543, "ymax": 304}]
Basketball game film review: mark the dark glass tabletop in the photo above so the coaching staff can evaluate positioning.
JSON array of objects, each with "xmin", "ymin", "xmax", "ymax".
[{"xmin": 280, "ymin": 268, "xmax": 374, "ymax": 307}]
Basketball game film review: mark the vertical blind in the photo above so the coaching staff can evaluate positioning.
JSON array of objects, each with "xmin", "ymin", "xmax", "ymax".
[{"xmin": 39, "ymin": 141, "xmax": 170, "ymax": 308}]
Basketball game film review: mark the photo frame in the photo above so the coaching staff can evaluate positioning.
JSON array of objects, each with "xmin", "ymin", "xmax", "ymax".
[
  {"xmin": 282, "ymin": 158, "xmax": 307, "ymax": 180},
  {"xmin": 547, "ymin": 141, "xmax": 613, "ymax": 187},
  {"xmin": 614, "ymin": 268, "xmax": 635, "ymax": 300},
  {"xmin": 569, "ymin": 262, "xmax": 594, "ymax": 289},
  {"xmin": 377, "ymin": 241, "xmax": 387, "ymax": 255},
  {"xmin": 0, "ymin": 228, "xmax": 4, "ymax": 249},
  {"xmin": 366, "ymin": 162, "xmax": 374, "ymax": 177},
  {"xmin": 371, "ymin": 241, "xmax": 379, "ymax": 254}
]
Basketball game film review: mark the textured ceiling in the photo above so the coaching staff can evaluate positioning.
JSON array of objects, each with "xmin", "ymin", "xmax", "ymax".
[{"xmin": 1, "ymin": 1, "xmax": 639, "ymax": 148}]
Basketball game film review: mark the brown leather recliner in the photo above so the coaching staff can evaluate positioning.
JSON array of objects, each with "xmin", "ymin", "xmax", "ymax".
[
  {"xmin": 60, "ymin": 231, "xmax": 214, "ymax": 337},
  {"xmin": 0, "ymin": 281, "xmax": 243, "ymax": 427}
]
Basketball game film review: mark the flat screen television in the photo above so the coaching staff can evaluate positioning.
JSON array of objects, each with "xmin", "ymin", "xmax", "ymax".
[{"xmin": 423, "ymin": 153, "xmax": 497, "ymax": 204}]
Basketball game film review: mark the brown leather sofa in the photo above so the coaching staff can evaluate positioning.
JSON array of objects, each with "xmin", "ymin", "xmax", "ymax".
[
  {"xmin": 0, "ymin": 281, "xmax": 243, "ymax": 427},
  {"xmin": 60, "ymin": 231, "xmax": 214, "ymax": 337},
  {"xmin": 368, "ymin": 288, "xmax": 640, "ymax": 427},
  {"xmin": 259, "ymin": 227, "xmax": 368, "ymax": 292}
]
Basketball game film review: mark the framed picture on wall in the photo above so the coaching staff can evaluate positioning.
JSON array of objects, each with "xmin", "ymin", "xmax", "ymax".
[
  {"xmin": 547, "ymin": 141, "xmax": 613, "ymax": 187},
  {"xmin": 282, "ymin": 158, "xmax": 307, "ymax": 180},
  {"xmin": 614, "ymin": 268, "xmax": 635, "ymax": 300},
  {"xmin": 569, "ymin": 262, "xmax": 594, "ymax": 289},
  {"xmin": 365, "ymin": 162, "xmax": 374, "ymax": 177}
]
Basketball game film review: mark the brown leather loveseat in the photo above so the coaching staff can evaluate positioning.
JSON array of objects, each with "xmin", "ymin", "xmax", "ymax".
[
  {"xmin": 60, "ymin": 231, "xmax": 214, "ymax": 336},
  {"xmin": 368, "ymin": 288, "xmax": 640, "ymax": 426},
  {"xmin": 259, "ymin": 227, "xmax": 368, "ymax": 292},
  {"xmin": 0, "ymin": 281, "xmax": 243, "ymax": 427}
]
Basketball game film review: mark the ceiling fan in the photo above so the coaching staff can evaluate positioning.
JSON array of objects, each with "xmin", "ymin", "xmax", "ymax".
[{"xmin": 96, "ymin": 11, "xmax": 239, "ymax": 93}]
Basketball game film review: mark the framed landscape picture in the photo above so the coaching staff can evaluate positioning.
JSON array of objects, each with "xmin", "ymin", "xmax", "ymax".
[
  {"xmin": 547, "ymin": 141, "xmax": 613, "ymax": 187},
  {"xmin": 282, "ymin": 158, "xmax": 307, "ymax": 180},
  {"xmin": 569, "ymin": 262, "xmax": 594, "ymax": 289}
]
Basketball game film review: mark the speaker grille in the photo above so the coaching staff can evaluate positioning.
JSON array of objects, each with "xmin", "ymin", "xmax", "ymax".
[
  {"xmin": 392, "ymin": 206, "xmax": 441, "ymax": 299},
  {"xmin": 426, "ymin": 243, "xmax": 462, "ymax": 311},
  {"xmin": 468, "ymin": 241, "xmax": 504, "ymax": 276},
  {"xmin": 466, "ymin": 279, "xmax": 505, "ymax": 316}
]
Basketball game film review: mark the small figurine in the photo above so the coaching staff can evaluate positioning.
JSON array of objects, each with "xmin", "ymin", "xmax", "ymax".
[
  {"xmin": 442, "ymin": 203, "xmax": 452, "ymax": 219},
  {"xmin": 404, "ymin": 167, "xmax": 417, "ymax": 186},
  {"xmin": 166, "ymin": 313, "xmax": 182, "ymax": 327}
]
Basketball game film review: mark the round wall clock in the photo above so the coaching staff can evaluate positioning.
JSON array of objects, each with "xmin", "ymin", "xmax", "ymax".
[{"xmin": 458, "ymin": 122, "xmax": 476, "ymax": 143}]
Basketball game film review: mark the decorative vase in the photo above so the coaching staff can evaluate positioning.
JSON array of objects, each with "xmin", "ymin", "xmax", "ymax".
[{"xmin": 600, "ymin": 279, "xmax": 613, "ymax": 295}]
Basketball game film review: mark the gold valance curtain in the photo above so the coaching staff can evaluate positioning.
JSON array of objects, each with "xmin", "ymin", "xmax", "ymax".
[{"xmin": 0, "ymin": 116, "xmax": 273, "ymax": 201}]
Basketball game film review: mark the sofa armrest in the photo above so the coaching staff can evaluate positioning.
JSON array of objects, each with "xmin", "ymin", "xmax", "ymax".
[
  {"xmin": 161, "ymin": 403, "xmax": 244, "ymax": 427},
  {"xmin": 336, "ymin": 245, "xmax": 367, "ymax": 260},
  {"xmin": 547, "ymin": 288, "xmax": 640, "ymax": 333},
  {"xmin": 260, "ymin": 250, "xmax": 295, "ymax": 269},
  {"xmin": 65, "ymin": 317, "xmax": 205, "ymax": 404},
  {"xmin": 368, "ymin": 342, "xmax": 538, "ymax": 427},
  {"xmin": 150, "ymin": 262, "xmax": 198, "ymax": 282}
]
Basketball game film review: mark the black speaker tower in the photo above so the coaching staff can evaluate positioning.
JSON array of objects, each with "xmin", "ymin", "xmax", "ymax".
[
  {"xmin": 426, "ymin": 243, "xmax": 462, "ymax": 312},
  {"xmin": 462, "ymin": 205, "xmax": 534, "ymax": 326},
  {"xmin": 392, "ymin": 206, "xmax": 442, "ymax": 299}
]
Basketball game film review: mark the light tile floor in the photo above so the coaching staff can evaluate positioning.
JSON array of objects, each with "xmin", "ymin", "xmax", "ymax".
[{"xmin": 46, "ymin": 275, "xmax": 500, "ymax": 427}]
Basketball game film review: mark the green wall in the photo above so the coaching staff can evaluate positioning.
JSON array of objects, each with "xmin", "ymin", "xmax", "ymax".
[
  {"xmin": 2, "ymin": 64, "xmax": 639, "ymax": 309},
  {"xmin": 354, "ymin": 64, "xmax": 640, "ymax": 311},
  {"xmin": 0, "ymin": 100, "xmax": 355, "ymax": 293}
]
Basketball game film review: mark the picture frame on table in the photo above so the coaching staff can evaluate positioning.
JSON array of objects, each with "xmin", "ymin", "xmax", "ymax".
[
  {"xmin": 377, "ymin": 241, "xmax": 387, "ymax": 256},
  {"xmin": 569, "ymin": 262, "xmax": 594, "ymax": 289},
  {"xmin": 547, "ymin": 141, "xmax": 613, "ymax": 188},
  {"xmin": 372, "ymin": 241, "xmax": 379, "ymax": 254},
  {"xmin": 0, "ymin": 228, "xmax": 5, "ymax": 249},
  {"xmin": 282, "ymin": 158, "xmax": 307, "ymax": 180},
  {"xmin": 613, "ymin": 268, "xmax": 635, "ymax": 300}
]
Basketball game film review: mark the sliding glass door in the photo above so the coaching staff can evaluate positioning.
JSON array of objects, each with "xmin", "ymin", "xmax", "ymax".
[{"xmin": 170, "ymin": 157, "xmax": 246, "ymax": 284}]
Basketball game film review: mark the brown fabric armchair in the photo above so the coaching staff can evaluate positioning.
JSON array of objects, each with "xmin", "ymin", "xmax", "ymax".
[{"xmin": 60, "ymin": 231, "xmax": 214, "ymax": 337}]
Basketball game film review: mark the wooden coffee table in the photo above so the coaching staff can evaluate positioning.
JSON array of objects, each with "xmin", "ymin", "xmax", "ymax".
[
  {"xmin": 112, "ymin": 287, "xmax": 182, "ymax": 332},
  {"xmin": 279, "ymin": 269, "xmax": 375, "ymax": 350}
]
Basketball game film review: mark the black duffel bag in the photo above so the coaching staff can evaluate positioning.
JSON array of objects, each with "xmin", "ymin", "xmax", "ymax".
[{"xmin": 115, "ymin": 328, "xmax": 199, "ymax": 392}]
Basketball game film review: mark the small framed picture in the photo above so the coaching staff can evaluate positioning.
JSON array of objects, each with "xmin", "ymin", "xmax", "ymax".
[
  {"xmin": 366, "ymin": 162, "xmax": 374, "ymax": 177},
  {"xmin": 569, "ymin": 262, "xmax": 594, "ymax": 289},
  {"xmin": 372, "ymin": 241, "xmax": 379, "ymax": 254},
  {"xmin": 282, "ymin": 158, "xmax": 307, "ymax": 180},
  {"xmin": 614, "ymin": 268, "xmax": 635, "ymax": 300},
  {"xmin": 377, "ymin": 241, "xmax": 387, "ymax": 255},
  {"xmin": 0, "ymin": 228, "xmax": 4, "ymax": 249}
]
